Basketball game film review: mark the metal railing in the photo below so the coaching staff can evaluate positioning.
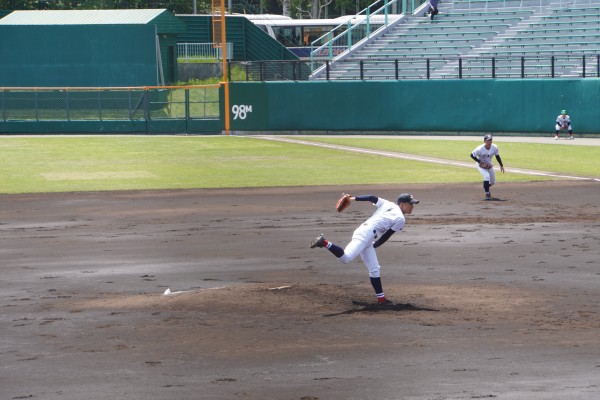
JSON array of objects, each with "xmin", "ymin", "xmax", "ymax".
[
  {"xmin": 227, "ymin": 54, "xmax": 600, "ymax": 81},
  {"xmin": 322, "ymin": 54, "xmax": 600, "ymax": 79},
  {"xmin": 177, "ymin": 43, "xmax": 233, "ymax": 61},
  {"xmin": 309, "ymin": 0, "xmax": 411, "ymax": 70}
]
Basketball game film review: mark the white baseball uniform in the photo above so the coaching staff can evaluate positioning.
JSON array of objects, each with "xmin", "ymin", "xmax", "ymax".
[
  {"xmin": 339, "ymin": 197, "xmax": 405, "ymax": 278},
  {"xmin": 472, "ymin": 143, "xmax": 500, "ymax": 185},
  {"xmin": 556, "ymin": 114, "xmax": 572, "ymax": 131}
]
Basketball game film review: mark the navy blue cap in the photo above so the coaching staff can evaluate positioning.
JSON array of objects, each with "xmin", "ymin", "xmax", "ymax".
[{"xmin": 397, "ymin": 193, "xmax": 419, "ymax": 204}]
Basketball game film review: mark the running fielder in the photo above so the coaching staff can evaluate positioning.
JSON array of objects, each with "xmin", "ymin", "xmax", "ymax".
[
  {"xmin": 555, "ymin": 110, "xmax": 574, "ymax": 140},
  {"xmin": 470, "ymin": 134, "xmax": 505, "ymax": 200},
  {"xmin": 310, "ymin": 193, "xmax": 419, "ymax": 305}
]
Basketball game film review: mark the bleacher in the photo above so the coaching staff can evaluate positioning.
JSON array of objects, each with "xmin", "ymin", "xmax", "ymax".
[{"xmin": 313, "ymin": 0, "xmax": 600, "ymax": 80}]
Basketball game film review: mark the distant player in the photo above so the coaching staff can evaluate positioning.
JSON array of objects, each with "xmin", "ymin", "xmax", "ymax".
[
  {"xmin": 310, "ymin": 193, "xmax": 419, "ymax": 305},
  {"xmin": 470, "ymin": 134, "xmax": 505, "ymax": 200},
  {"xmin": 427, "ymin": 0, "xmax": 440, "ymax": 20},
  {"xmin": 555, "ymin": 110, "xmax": 574, "ymax": 140}
]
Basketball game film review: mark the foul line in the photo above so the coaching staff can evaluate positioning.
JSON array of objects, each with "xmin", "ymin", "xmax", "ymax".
[{"xmin": 254, "ymin": 136, "xmax": 599, "ymax": 182}]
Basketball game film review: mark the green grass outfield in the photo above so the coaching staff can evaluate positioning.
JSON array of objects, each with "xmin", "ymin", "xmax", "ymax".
[
  {"xmin": 295, "ymin": 137, "xmax": 600, "ymax": 176},
  {"xmin": 0, "ymin": 135, "xmax": 597, "ymax": 194}
]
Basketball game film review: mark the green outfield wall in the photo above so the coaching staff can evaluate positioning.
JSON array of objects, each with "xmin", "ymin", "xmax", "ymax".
[
  {"xmin": 227, "ymin": 79, "xmax": 600, "ymax": 135},
  {"xmin": 2, "ymin": 79, "xmax": 599, "ymax": 134}
]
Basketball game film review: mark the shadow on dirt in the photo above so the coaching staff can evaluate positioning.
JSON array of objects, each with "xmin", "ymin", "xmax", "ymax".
[{"xmin": 323, "ymin": 301, "xmax": 439, "ymax": 317}]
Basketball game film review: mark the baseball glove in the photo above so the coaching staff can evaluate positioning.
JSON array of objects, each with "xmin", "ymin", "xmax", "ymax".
[
  {"xmin": 479, "ymin": 162, "xmax": 493, "ymax": 170},
  {"xmin": 335, "ymin": 193, "xmax": 352, "ymax": 213}
]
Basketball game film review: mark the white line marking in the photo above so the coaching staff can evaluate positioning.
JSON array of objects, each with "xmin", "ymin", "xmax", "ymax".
[{"xmin": 254, "ymin": 136, "xmax": 598, "ymax": 182}]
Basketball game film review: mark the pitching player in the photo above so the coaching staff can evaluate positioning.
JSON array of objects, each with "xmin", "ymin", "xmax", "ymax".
[
  {"xmin": 470, "ymin": 134, "xmax": 505, "ymax": 200},
  {"xmin": 310, "ymin": 193, "xmax": 419, "ymax": 305},
  {"xmin": 555, "ymin": 110, "xmax": 574, "ymax": 140}
]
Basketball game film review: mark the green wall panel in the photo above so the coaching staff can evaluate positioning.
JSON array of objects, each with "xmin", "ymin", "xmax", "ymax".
[
  {"xmin": 228, "ymin": 80, "xmax": 600, "ymax": 134},
  {"xmin": 0, "ymin": 119, "xmax": 221, "ymax": 134},
  {"xmin": 0, "ymin": 25, "xmax": 158, "ymax": 87},
  {"xmin": 0, "ymin": 120, "xmax": 147, "ymax": 134}
]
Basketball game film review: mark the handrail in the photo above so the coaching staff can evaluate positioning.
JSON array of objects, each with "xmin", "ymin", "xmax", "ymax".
[
  {"xmin": 308, "ymin": 0, "xmax": 429, "ymax": 70},
  {"xmin": 309, "ymin": 0, "xmax": 405, "ymax": 70}
]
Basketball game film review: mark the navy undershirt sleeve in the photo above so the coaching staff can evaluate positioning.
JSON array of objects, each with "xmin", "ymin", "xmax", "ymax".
[
  {"xmin": 374, "ymin": 229, "xmax": 395, "ymax": 248},
  {"xmin": 495, "ymin": 155, "xmax": 503, "ymax": 167},
  {"xmin": 355, "ymin": 195, "xmax": 378, "ymax": 204}
]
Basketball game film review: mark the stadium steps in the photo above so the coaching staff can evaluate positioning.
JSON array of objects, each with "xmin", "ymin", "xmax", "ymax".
[
  {"xmin": 319, "ymin": 2, "xmax": 537, "ymax": 79},
  {"xmin": 435, "ymin": 2, "xmax": 600, "ymax": 78},
  {"xmin": 315, "ymin": 0, "xmax": 600, "ymax": 80}
]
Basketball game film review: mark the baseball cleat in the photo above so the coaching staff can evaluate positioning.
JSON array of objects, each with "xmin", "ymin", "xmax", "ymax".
[
  {"xmin": 378, "ymin": 299, "xmax": 394, "ymax": 306},
  {"xmin": 310, "ymin": 234, "xmax": 326, "ymax": 248},
  {"xmin": 485, "ymin": 193, "xmax": 491, "ymax": 200}
]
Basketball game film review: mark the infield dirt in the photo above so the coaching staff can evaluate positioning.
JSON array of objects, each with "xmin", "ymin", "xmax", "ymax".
[{"xmin": 1, "ymin": 181, "xmax": 599, "ymax": 400}]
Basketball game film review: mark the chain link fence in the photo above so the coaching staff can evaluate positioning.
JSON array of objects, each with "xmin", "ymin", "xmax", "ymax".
[{"xmin": 0, "ymin": 86, "xmax": 220, "ymax": 122}]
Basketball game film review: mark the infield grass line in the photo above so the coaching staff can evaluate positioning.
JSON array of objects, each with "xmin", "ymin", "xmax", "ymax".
[{"xmin": 270, "ymin": 136, "xmax": 600, "ymax": 182}]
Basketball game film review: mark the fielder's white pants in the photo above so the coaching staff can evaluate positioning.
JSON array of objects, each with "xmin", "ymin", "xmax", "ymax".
[
  {"xmin": 477, "ymin": 165, "xmax": 496, "ymax": 185},
  {"xmin": 338, "ymin": 224, "xmax": 381, "ymax": 278},
  {"xmin": 556, "ymin": 123, "xmax": 573, "ymax": 131}
]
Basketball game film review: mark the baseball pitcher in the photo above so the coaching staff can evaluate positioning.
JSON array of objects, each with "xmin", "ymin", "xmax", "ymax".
[{"xmin": 310, "ymin": 193, "xmax": 419, "ymax": 305}]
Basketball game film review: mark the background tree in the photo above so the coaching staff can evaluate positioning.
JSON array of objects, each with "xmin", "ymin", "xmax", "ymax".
[{"xmin": 0, "ymin": 0, "xmax": 380, "ymax": 16}]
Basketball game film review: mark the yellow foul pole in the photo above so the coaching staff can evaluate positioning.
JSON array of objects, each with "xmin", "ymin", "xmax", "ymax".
[
  {"xmin": 212, "ymin": 0, "xmax": 230, "ymax": 134},
  {"xmin": 221, "ymin": 0, "xmax": 230, "ymax": 134}
]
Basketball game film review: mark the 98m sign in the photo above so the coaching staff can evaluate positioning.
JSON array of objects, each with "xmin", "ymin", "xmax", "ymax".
[{"xmin": 231, "ymin": 104, "xmax": 253, "ymax": 120}]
